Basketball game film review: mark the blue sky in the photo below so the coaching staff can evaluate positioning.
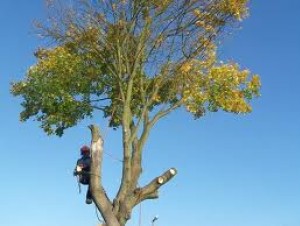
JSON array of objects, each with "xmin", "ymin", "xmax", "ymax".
[{"xmin": 1, "ymin": 1, "xmax": 300, "ymax": 226}]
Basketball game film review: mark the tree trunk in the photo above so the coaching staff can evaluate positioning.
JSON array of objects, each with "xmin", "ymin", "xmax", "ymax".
[{"xmin": 89, "ymin": 125, "xmax": 121, "ymax": 226}]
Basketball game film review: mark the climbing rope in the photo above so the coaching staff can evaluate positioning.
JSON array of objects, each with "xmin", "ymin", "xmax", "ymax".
[
  {"xmin": 137, "ymin": 182, "xmax": 143, "ymax": 226},
  {"xmin": 95, "ymin": 204, "xmax": 104, "ymax": 224}
]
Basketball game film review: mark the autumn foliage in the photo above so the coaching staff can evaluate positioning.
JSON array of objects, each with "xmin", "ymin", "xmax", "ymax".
[{"xmin": 12, "ymin": 0, "xmax": 260, "ymax": 136}]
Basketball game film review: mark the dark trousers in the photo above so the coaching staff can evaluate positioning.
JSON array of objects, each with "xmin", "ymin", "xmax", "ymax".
[
  {"xmin": 79, "ymin": 173, "xmax": 92, "ymax": 201},
  {"xmin": 86, "ymin": 185, "xmax": 92, "ymax": 200}
]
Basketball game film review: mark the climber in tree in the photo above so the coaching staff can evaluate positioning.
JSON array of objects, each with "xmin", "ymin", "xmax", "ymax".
[{"xmin": 74, "ymin": 145, "xmax": 92, "ymax": 204}]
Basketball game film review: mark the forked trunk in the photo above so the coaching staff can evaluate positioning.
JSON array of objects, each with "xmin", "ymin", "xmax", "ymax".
[{"xmin": 89, "ymin": 124, "xmax": 177, "ymax": 226}]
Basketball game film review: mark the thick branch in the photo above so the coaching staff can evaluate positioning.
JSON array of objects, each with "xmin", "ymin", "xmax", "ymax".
[
  {"xmin": 133, "ymin": 168, "xmax": 177, "ymax": 207},
  {"xmin": 130, "ymin": 91, "xmax": 182, "ymax": 193},
  {"xmin": 113, "ymin": 107, "xmax": 133, "ymax": 220},
  {"xmin": 89, "ymin": 124, "xmax": 120, "ymax": 226}
]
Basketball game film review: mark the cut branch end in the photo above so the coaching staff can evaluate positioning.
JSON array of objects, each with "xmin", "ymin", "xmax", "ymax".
[
  {"xmin": 157, "ymin": 177, "xmax": 164, "ymax": 184},
  {"xmin": 170, "ymin": 168, "xmax": 177, "ymax": 175}
]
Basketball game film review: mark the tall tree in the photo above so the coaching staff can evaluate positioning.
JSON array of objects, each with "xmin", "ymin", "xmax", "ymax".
[{"xmin": 11, "ymin": 0, "xmax": 261, "ymax": 225}]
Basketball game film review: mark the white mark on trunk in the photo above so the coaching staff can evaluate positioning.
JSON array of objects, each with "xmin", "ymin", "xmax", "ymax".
[
  {"xmin": 91, "ymin": 139, "xmax": 102, "ymax": 152},
  {"xmin": 91, "ymin": 138, "xmax": 103, "ymax": 155}
]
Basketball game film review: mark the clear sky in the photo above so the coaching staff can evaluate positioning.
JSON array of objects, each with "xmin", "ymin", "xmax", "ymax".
[{"xmin": 1, "ymin": 1, "xmax": 300, "ymax": 226}]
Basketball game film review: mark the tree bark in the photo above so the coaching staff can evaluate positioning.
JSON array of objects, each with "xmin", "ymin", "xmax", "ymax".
[
  {"xmin": 89, "ymin": 125, "xmax": 121, "ymax": 226},
  {"xmin": 131, "ymin": 168, "xmax": 177, "ymax": 207}
]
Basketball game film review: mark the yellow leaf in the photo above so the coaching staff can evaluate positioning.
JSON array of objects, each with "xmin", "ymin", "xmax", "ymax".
[
  {"xmin": 193, "ymin": 9, "xmax": 201, "ymax": 17},
  {"xmin": 180, "ymin": 62, "xmax": 192, "ymax": 73},
  {"xmin": 195, "ymin": 20, "xmax": 205, "ymax": 27}
]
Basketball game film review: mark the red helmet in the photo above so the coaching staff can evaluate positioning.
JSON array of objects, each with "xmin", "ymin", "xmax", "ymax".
[{"xmin": 80, "ymin": 145, "xmax": 90, "ymax": 155}]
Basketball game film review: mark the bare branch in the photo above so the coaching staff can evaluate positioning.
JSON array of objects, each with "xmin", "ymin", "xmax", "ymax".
[{"xmin": 132, "ymin": 168, "xmax": 177, "ymax": 206}]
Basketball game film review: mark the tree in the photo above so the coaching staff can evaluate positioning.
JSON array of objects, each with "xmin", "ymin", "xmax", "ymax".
[{"xmin": 11, "ymin": 0, "xmax": 261, "ymax": 225}]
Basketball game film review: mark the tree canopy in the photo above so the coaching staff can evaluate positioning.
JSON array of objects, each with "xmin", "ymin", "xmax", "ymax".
[{"xmin": 12, "ymin": 0, "xmax": 260, "ymax": 136}]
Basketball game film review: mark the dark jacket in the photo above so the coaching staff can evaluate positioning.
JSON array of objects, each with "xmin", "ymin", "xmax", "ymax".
[{"xmin": 74, "ymin": 154, "xmax": 91, "ymax": 185}]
